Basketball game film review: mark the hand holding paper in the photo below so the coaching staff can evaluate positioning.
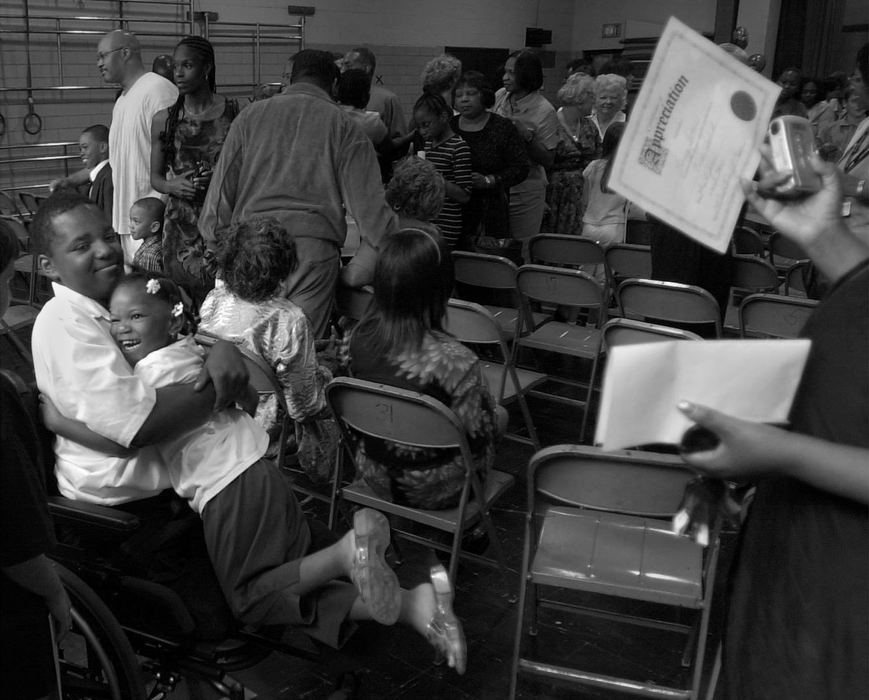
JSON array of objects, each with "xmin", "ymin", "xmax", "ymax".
[{"xmin": 594, "ymin": 339, "xmax": 811, "ymax": 451}]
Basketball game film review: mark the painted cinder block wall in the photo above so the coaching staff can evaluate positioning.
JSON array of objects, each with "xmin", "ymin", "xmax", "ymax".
[{"xmin": 0, "ymin": 0, "xmax": 720, "ymax": 191}]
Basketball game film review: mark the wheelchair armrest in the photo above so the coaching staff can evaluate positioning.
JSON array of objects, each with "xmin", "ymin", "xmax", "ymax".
[{"xmin": 48, "ymin": 496, "xmax": 140, "ymax": 532}]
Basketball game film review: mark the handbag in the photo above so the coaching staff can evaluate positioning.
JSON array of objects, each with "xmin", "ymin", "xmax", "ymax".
[{"xmin": 471, "ymin": 189, "xmax": 523, "ymax": 263}]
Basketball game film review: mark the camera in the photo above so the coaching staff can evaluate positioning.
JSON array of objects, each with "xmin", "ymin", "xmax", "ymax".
[{"xmin": 767, "ymin": 116, "xmax": 821, "ymax": 196}]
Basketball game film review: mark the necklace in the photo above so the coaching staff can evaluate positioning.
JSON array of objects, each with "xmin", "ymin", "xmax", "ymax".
[{"xmin": 183, "ymin": 95, "xmax": 216, "ymax": 119}]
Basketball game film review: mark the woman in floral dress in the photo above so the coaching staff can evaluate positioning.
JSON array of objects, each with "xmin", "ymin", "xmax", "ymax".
[{"xmin": 150, "ymin": 35, "xmax": 239, "ymax": 306}]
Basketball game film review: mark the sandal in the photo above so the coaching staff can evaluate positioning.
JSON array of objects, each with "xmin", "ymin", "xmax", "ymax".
[
  {"xmin": 424, "ymin": 564, "xmax": 467, "ymax": 675},
  {"xmin": 350, "ymin": 509, "xmax": 401, "ymax": 625}
]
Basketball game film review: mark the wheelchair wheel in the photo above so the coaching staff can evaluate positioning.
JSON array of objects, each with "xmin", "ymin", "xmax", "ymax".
[{"xmin": 56, "ymin": 563, "xmax": 146, "ymax": 700}]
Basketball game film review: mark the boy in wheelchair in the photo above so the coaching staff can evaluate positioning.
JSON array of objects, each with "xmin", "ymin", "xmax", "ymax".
[{"xmin": 28, "ymin": 191, "xmax": 466, "ymax": 672}]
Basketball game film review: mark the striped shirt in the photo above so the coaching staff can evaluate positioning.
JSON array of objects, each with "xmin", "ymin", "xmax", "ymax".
[
  {"xmin": 131, "ymin": 236, "xmax": 163, "ymax": 274},
  {"xmin": 423, "ymin": 135, "xmax": 472, "ymax": 247}
]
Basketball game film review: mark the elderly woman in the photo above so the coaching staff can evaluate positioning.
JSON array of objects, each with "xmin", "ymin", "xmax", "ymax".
[
  {"xmin": 589, "ymin": 73, "xmax": 627, "ymax": 140},
  {"xmin": 544, "ymin": 72, "xmax": 601, "ymax": 233},
  {"xmin": 421, "ymin": 54, "xmax": 462, "ymax": 109},
  {"xmin": 493, "ymin": 50, "xmax": 560, "ymax": 245},
  {"xmin": 385, "ymin": 155, "xmax": 446, "ymax": 235}
]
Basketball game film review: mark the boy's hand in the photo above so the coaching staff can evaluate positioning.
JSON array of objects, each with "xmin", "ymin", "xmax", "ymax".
[
  {"xmin": 47, "ymin": 584, "xmax": 72, "ymax": 644},
  {"xmin": 196, "ymin": 341, "xmax": 249, "ymax": 411}
]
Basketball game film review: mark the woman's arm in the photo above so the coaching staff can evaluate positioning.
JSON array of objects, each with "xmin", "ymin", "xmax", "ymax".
[
  {"xmin": 149, "ymin": 108, "xmax": 196, "ymax": 200},
  {"xmin": 678, "ymin": 401, "xmax": 869, "ymax": 505},
  {"xmin": 491, "ymin": 119, "xmax": 531, "ymax": 188}
]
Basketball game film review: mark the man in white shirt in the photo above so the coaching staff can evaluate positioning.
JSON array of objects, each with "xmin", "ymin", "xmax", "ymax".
[{"xmin": 97, "ymin": 30, "xmax": 177, "ymax": 265}]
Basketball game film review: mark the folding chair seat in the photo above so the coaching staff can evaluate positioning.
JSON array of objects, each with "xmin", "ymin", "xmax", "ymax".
[
  {"xmin": 731, "ymin": 225, "xmax": 765, "ymax": 256},
  {"xmin": 514, "ymin": 264, "xmax": 607, "ymax": 442},
  {"xmin": 527, "ymin": 233, "xmax": 611, "ymax": 299},
  {"xmin": 1, "ymin": 217, "xmax": 46, "ymax": 307},
  {"xmin": 452, "ymin": 250, "xmax": 544, "ymax": 339},
  {"xmin": 738, "ymin": 293, "xmax": 818, "ymax": 339},
  {"xmin": 445, "ymin": 298, "xmax": 545, "ymax": 449},
  {"xmin": 326, "ymin": 376, "xmax": 514, "ymax": 589},
  {"xmin": 604, "ymin": 243, "xmax": 652, "ymax": 289},
  {"xmin": 196, "ymin": 332, "xmax": 336, "ymax": 509},
  {"xmin": 510, "ymin": 445, "xmax": 721, "ymax": 699},
  {"xmin": 602, "ymin": 317, "xmax": 703, "ymax": 347},
  {"xmin": 616, "ymin": 278, "xmax": 723, "ymax": 338}
]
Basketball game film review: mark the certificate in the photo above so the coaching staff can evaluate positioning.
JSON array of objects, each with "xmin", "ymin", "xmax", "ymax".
[
  {"xmin": 608, "ymin": 16, "xmax": 781, "ymax": 252},
  {"xmin": 594, "ymin": 339, "xmax": 811, "ymax": 451}
]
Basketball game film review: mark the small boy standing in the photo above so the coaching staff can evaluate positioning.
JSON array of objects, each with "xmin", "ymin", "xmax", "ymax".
[{"xmin": 129, "ymin": 197, "xmax": 165, "ymax": 274}]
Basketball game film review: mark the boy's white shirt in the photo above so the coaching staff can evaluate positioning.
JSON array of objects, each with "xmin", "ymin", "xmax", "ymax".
[
  {"xmin": 134, "ymin": 336, "xmax": 268, "ymax": 514},
  {"xmin": 32, "ymin": 282, "xmax": 169, "ymax": 505}
]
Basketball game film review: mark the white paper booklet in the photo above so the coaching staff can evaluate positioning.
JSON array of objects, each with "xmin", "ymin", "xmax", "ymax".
[
  {"xmin": 608, "ymin": 16, "xmax": 781, "ymax": 253},
  {"xmin": 594, "ymin": 339, "xmax": 811, "ymax": 451}
]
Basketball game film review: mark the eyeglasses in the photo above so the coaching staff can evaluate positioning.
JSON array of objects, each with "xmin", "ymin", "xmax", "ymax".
[{"xmin": 97, "ymin": 47, "xmax": 125, "ymax": 62}]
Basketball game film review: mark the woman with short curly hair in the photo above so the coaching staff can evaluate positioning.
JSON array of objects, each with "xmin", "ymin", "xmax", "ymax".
[
  {"xmin": 589, "ymin": 73, "xmax": 627, "ymax": 140},
  {"xmin": 421, "ymin": 54, "xmax": 462, "ymax": 108}
]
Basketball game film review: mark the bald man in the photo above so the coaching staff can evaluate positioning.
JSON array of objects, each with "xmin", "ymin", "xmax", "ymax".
[{"xmin": 97, "ymin": 30, "xmax": 177, "ymax": 264}]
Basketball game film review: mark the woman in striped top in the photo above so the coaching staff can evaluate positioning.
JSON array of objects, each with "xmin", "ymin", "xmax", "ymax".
[{"xmin": 413, "ymin": 93, "xmax": 472, "ymax": 248}]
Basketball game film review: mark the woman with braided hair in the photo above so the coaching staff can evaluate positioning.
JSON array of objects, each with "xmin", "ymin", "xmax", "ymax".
[{"xmin": 150, "ymin": 35, "xmax": 239, "ymax": 306}]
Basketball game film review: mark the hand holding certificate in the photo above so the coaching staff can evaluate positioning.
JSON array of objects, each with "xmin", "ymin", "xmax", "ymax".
[
  {"xmin": 608, "ymin": 16, "xmax": 781, "ymax": 252},
  {"xmin": 594, "ymin": 339, "xmax": 811, "ymax": 451}
]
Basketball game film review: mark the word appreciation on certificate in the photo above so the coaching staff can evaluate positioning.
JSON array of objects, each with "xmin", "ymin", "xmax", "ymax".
[{"xmin": 608, "ymin": 16, "xmax": 780, "ymax": 253}]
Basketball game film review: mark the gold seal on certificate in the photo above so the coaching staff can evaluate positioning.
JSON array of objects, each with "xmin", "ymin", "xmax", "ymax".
[{"xmin": 608, "ymin": 16, "xmax": 781, "ymax": 253}]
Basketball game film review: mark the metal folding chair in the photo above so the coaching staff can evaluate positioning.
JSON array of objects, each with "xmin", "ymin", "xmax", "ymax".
[
  {"xmin": 738, "ymin": 293, "xmax": 818, "ymax": 339},
  {"xmin": 445, "ymin": 298, "xmax": 545, "ymax": 449},
  {"xmin": 617, "ymin": 278, "xmax": 723, "ymax": 338},
  {"xmin": 731, "ymin": 226, "xmax": 765, "ymax": 257},
  {"xmin": 602, "ymin": 317, "xmax": 703, "ymax": 347},
  {"xmin": 528, "ymin": 234, "xmax": 611, "ymax": 298},
  {"xmin": 510, "ymin": 444, "xmax": 721, "ymax": 699},
  {"xmin": 604, "ymin": 243, "xmax": 652, "ymax": 289},
  {"xmin": 452, "ymin": 251, "xmax": 544, "ymax": 340},
  {"xmin": 326, "ymin": 376, "xmax": 515, "ymax": 589},
  {"xmin": 784, "ymin": 260, "xmax": 811, "ymax": 296},
  {"xmin": 769, "ymin": 231, "xmax": 808, "ymax": 278},
  {"xmin": 514, "ymin": 264, "xmax": 607, "ymax": 443}
]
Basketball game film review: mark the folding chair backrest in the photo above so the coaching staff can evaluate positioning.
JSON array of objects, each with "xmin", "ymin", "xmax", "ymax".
[
  {"xmin": 625, "ymin": 219, "xmax": 654, "ymax": 245},
  {"xmin": 602, "ymin": 317, "xmax": 703, "ymax": 348},
  {"xmin": 19, "ymin": 191, "xmax": 40, "ymax": 217},
  {"xmin": 528, "ymin": 234, "xmax": 605, "ymax": 267},
  {"xmin": 731, "ymin": 255, "xmax": 779, "ymax": 292},
  {"xmin": 445, "ymin": 299, "xmax": 503, "ymax": 346},
  {"xmin": 334, "ymin": 284, "xmax": 374, "ymax": 323},
  {"xmin": 785, "ymin": 261, "xmax": 810, "ymax": 295},
  {"xmin": 529, "ymin": 445, "xmax": 693, "ymax": 518},
  {"xmin": 616, "ymin": 278, "xmax": 722, "ymax": 336},
  {"xmin": 452, "ymin": 251, "xmax": 520, "ymax": 306},
  {"xmin": 327, "ymin": 377, "xmax": 468, "ymax": 453},
  {"xmin": 0, "ymin": 190, "xmax": 23, "ymax": 218},
  {"xmin": 732, "ymin": 226, "xmax": 765, "ymax": 256},
  {"xmin": 738, "ymin": 293, "xmax": 818, "ymax": 339},
  {"xmin": 769, "ymin": 231, "xmax": 808, "ymax": 267},
  {"xmin": 604, "ymin": 244, "xmax": 652, "ymax": 283},
  {"xmin": 516, "ymin": 264, "xmax": 605, "ymax": 312}
]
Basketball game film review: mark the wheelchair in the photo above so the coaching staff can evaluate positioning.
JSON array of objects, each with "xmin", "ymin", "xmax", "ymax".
[{"xmin": 2, "ymin": 370, "xmax": 321, "ymax": 700}]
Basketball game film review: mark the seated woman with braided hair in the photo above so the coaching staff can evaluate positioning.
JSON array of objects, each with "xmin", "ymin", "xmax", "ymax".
[{"xmin": 150, "ymin": 35, "xmax": 240, "ymax": 306}]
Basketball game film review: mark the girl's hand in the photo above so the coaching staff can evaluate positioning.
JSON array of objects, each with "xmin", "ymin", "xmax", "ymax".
[
  {"xmin": 741, "ymin": 148, "xmax": 843, "ymax": 250},
  {"xmin": 677, "ymin": 400, "xmax": 787, "ymax": 480},
  {"xmin": 192, "ymin": 168, "xmax": 212, "ymax": 195},
  {"xmin": 168, "ymin": 169, "xmax": 198, "ymax": 200},
  {"xmin": 195, "ymin": 341, "xmax": 250, "ymax": 410}
]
